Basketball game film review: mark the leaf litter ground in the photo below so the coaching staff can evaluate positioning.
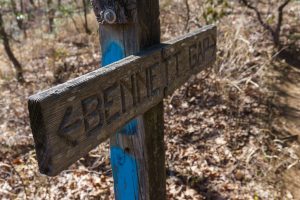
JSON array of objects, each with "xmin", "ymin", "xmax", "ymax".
[{"xmin": 1, "ymin": 1, "xmax": 300, "ymax": 199}]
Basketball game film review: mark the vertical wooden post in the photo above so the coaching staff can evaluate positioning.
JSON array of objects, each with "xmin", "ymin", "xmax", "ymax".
[{"xmin": 96, "ymin": 1, "xmax": 166, "ymax": 199}]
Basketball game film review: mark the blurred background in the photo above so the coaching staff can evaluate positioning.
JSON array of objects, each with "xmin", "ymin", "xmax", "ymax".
[{"xmin": 0, "ymin": 0, "xmax": 300, "ymax": 199}]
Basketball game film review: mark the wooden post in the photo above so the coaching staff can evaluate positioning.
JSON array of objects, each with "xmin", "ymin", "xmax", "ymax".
[{"xmin": 96, "ymin": 0, "xmax": 166, "ymax": 199}]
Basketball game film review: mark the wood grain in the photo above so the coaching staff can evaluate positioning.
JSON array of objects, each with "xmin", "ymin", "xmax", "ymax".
[
  {"xmin": 28, "ymin": 25, "xmax": 217, "ymax": 176},
  {"xmin": 105, "ymin": 0, "xmax": 163, "ymax": 198}
]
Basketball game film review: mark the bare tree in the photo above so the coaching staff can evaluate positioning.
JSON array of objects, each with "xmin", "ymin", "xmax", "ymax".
[
  {"xmin": 10, "ymin": 0, "xmax": 27, "ymax": 38},
  {"xmin": 240, "ymin": 0, "xmax": 300, "ymax": 67},
  {"xmin": 240, "ymin": 0, "xmax": 291, "ymax": 48},
  {"xmin": 47, "ymin": 0, "xmax": 55, "ymax": 32},
  {"xmin": 29, "ymin": 0, "xmax": 36, "ymax": 8},
  {"xmin": 57, "ymin": 0, "xmax": 62, "ymax": 8},
  {"xmin": 82, "ymin": 0, "xmax": 91, "ymax": 34},
  {"xmin": 184, "ymin": 0, "xmax": 191, "ymax": 32},
  {"xmin": 0, "ymin": 12, "xmax": 24, "ymax": 83}
]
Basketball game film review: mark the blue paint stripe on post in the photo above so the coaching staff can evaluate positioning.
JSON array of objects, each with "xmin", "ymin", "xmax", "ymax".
[
  {"xmin": 102, "ymin": 41, "xmax": 125, "ymax": 66},
  {"xmin": 110, "ymin": 147, "xmax": 139, "ymax": 200},
  {"xmin": 102, "ymin": 40, "xmax": 140, "ymax": 200},
  {"xmin": 120, "ymin": 119, "xmax": 138, "ymax": 136}
]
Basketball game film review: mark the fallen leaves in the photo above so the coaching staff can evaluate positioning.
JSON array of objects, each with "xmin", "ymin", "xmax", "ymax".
[{"xmin": 1, "ymin": 0, "xmax": 300, "ymax": 199}]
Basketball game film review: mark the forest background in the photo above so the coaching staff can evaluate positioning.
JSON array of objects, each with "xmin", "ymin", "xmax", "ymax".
[{"xmin": 1, "ymin": 0, "xmax": 300, "ymax": 199}]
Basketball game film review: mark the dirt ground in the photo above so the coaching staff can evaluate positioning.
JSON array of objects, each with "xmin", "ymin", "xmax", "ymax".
[{"xmin": 267, "ymin": 60, "xmax": 300, "ymax": 199}]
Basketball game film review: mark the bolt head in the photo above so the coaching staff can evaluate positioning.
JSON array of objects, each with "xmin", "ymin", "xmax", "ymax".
[{"xmin": 104, "ymin": 9, "xmax": 117, "ymax": 24}]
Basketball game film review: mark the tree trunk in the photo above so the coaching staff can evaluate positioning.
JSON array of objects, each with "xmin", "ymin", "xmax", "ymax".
[
  {"xmin": 82, "ymin": 0, "xmax": 91, "ymax": 34},
  {"xmin": 47, "ymin": 0, "xmax": 55, "ymax": 33},
  {"xmin": 20, "ymin": 0, "xmax": 27, "ymax": 38},
  {"xmin": 29, "ymin": 0, "xmax": 36, "ymax": 8},
  {"xmin": 0, "ymin": 12, "xmax": 24, "ymax": 83},
  {"xmin": 94, "ymin": 0, "xmax": 166, "ymax": 198},
  {"xmin": 57, "ymin": 0, "xmax": 61, "ymax": 8},
  {"xmin": 10, "ymin": 0, "xmax": 27, "ymax": 38}
]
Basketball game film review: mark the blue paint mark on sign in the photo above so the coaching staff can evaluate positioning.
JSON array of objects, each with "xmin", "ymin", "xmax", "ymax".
[
  {"xmin": 102, "ymin": 40, "xmax": 140, "ymax": 199},
  {"xmin": 111, "ymin": 146, "xmax": 139, "ymax": 200}
]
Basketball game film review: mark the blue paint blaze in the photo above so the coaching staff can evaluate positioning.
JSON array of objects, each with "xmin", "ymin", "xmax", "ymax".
[
  {"xmin": 120, "ymin": 119, "xmax": 138, "ymax": 136},
  {"xmin": 111, "ymin": 147, "xmax": 139, "ymax": 200},
  {"xmin": 102, "ymin": 41, "xmax": 125, "ymax": 66},
  {"xmin": 102, "ymin": 40, "xmax": 140, "ymax": 199}
]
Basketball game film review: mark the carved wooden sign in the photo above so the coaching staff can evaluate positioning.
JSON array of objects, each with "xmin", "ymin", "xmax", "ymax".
[{"xmin": 28, "ymin": 25, "xmax": 217, "ymax": 176}]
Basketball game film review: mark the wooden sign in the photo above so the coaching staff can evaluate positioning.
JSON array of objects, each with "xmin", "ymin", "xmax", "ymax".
[{"xmin": 28, "ymin": 25, "xmax": 217, "ymax": 176}]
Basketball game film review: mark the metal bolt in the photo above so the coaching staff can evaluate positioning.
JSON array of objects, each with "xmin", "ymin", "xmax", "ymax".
[
  {"xmin": 104, "ymin": 9, "xmax": 117, "ymax": 24},
  {"xmin": 98, "ymin": 11, "xmax": 105, "ymax": 24}
]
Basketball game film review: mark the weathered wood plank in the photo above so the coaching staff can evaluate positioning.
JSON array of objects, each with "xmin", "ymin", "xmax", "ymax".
[
  {"xmin": 100, "ymin": 23, "xmax": 143, "ymax": 198},
  {"xmin": 142, "ymin": 101, "xmax": 165, "ymax": 199},
  {"xmin": 28, "ymin": 25, "xmax": 217, "ymax": 176},
  {"xmin": 99, "ymin": 12, "xmax": 145, "ymax": 200}
]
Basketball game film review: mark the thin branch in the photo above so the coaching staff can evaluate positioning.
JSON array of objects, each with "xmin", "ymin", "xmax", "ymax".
[
  {"xmin": 8, "ymin": 161, "xmax": 28, "ymax": 200},
  {"xmin": 240, "ymin": 0, "xmax": 274, "ymax": 35},
  {"xmin": 241, "ymin": 0, "xmax": 291, "ymax": 47},
  {"xmin": 184, "ymin": 0, "xmax": 191, "ymax": 32},
  {"xmin": 275, "ymin": 0, "xmax": 291, "ymax": 39}
]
